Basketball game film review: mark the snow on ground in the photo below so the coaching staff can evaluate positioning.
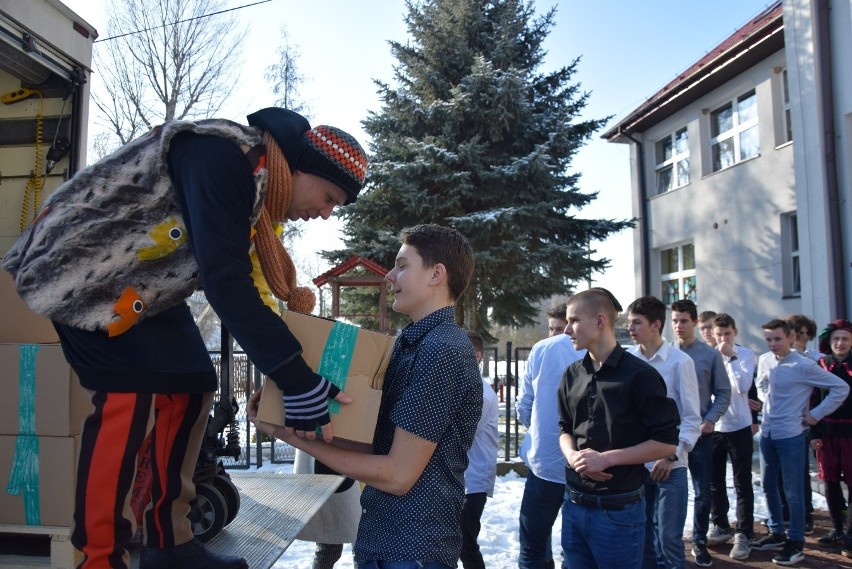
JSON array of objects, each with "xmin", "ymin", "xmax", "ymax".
[{"xmin": 254, "ymin": 459, "xmax": 825, "ymax": 569}]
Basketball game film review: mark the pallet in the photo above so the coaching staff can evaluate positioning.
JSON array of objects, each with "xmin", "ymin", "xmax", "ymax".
[{"xmin": 0, "ymin": 524, "xmax": 78, "ymax": 568}]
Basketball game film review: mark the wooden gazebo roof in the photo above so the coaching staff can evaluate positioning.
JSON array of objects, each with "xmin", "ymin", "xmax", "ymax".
[
  {"xmin": 313, "ymin": 256, "xmax": 391, "ymax": 333},
  {"xmin": 313, "ymin": 256, "xmax": 389, "ymax": 287}
]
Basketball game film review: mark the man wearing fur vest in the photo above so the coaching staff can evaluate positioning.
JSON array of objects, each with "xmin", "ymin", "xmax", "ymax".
[{"xmin": 2, "ymin": 108, "xmax": 367, "ymax": 569}]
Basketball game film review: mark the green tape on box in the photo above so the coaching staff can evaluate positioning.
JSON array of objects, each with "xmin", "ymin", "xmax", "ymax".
[
  {"xmin": 6, "ymin": 344, "xmax": 41, "ymax": 525},
  {"xmin": 316, "ymin": 321, "xmax": 358, "ymax": 420}
]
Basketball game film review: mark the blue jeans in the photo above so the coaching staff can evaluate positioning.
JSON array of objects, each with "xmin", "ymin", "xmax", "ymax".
[
  {"xmin": 643, "ymin": 467, "xmax": 688, "ymax": 569},
  {"xmin": 687, "ymin": 434, "xmax": 713, "ymax": 543},
  {"xmin": 519, "ymin": 471, "xmax": 565, "ymax": 569},
  {"xmin": 761, "ymin": 433, "xmax": 806, "ymax": 542},
  {"xmin": 357, "ymin": 561, "xmax": 453, "ymax": 569},
  {"xmin": 561, "ymin": 490, "xmax": 645, "ymax": 569}
]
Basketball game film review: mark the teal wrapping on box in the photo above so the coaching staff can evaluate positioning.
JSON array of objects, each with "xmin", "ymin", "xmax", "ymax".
[
  {"xmin": 316, "ymin": 321, "xmax": 358, "ymax": 419},
  {"xmin": 7, "ymin": 344, "xmax": 41, "ymax": 525}
]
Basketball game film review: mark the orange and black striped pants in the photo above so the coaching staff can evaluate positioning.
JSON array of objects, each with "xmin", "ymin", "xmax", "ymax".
[{"xmin": 72, "ymin": 391, "xmax": 213, "ymax": 569}]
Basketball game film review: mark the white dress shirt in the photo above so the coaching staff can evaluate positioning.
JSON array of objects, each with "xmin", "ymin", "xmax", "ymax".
[
  {"xmin": 465, "ymin": 377, "xmax": 500, "ymax": 496},
  {"xmin": 717, "ymin": 344, "xmax": 756, "ymax": 433},
  {"xmin": 629, "ymin": 341, "xmax": 702, "ymax": 467},
  {"xmin": 517, "ymin": 334, "xmax": 584, "ymax": 483}
]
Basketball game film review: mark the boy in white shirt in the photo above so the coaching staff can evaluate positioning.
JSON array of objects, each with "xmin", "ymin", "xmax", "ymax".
[
  {"xmin": 627, "ymin": 296, "xmax": 701, "ymax": 569},
  {"xmin": 706, "ymin": 313, "xmax": 756, "ymax": 560}
]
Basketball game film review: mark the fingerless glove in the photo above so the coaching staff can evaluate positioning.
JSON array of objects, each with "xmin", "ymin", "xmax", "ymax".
[{"xmin": 271, "ymin": 355, "xmax": 341, "ymax": 432}]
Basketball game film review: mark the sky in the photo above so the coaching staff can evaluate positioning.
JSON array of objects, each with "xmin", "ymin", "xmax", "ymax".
[{"xmin": 60, "ymin": 0, "xmax": 775, "ymax": 309}]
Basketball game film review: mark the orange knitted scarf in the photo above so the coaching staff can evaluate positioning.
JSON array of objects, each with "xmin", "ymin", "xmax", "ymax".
[{"xmin": 253, "ymin": 132, "xmax": 316, "ymax": 313}]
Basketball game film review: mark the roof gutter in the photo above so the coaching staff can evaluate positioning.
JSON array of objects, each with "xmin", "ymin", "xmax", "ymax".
[
  {"xmin": 816, "ymin": 0, "xmax": 847, "ymax": 317},
  {"xmin": 603, "ymin": 3, "xmax": 783, "ymax": 141},
  {"xmin": 620, "ymin": 128, "xmax": 651, "ymax": 296}
]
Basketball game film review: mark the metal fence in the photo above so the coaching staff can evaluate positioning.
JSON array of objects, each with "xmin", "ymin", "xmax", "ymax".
[
  {"xmin": 210, "ymin": 341, "xmax": 533, "ymax": 469},
  {"xmin": 482, "ymin": 342, "xmax": 531, "ymax": 462},
  {"xmin": 209, "ymin": 352, "xmax": 295, "ymax": 469}
]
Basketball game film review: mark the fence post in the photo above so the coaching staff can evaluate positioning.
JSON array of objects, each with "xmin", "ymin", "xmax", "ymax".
[
  {"xmin": 254, "ymin": 366, "xmax": 263, "ymax": 468},
  {"xmin": 504, "ymin": 340, "xmax": 513, "ymax": 461},
  {"xmin": 513, "ymin": 345, "xmax": 520, "ymax": 458},
  {"xmin": 220, "ymin": 325, "xmax": 232, "ymax": 404}
]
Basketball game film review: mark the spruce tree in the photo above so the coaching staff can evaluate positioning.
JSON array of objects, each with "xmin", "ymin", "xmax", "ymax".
[{"xmin": 333, "ymin": 0, "xmax": 631, "ymax": 339}]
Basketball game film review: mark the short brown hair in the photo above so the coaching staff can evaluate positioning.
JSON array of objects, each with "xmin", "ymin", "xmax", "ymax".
[
  {"xmin": 786, "ymin": 314, "xmax": 817, "ymax": 340},
  {"xmin": 670, "ymin": 299, "xmax": 697, "ymax": 321},
  {"xmin": 627, "ymin": 295, "xmax": 666, "ymax": 329},
  {"xmin": 547, "ymin": 303, "xmax": 568, "ymax": 320},
  {"xmin": 400, "ymin": 224, "xmax": 474, "ymax": 301},
  {"xmin": 762, "ymin": 318, "xmax": 791, "ymax": 335},
  {"xmin": 698, "ymin": 310, "xmax": 717, "ymax": 323},
  {"xmin": 713, "ymin": 313, "xmax": 737, "ymax": 330},
  {"xmin": 567, "ymin": 288, "xmax": 621, "ymax": 328}
]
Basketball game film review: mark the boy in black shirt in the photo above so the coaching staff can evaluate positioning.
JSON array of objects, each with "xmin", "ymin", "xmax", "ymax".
[{"xmin": 557, "ymin": 288, "xmax": 680, "ymax": 569}]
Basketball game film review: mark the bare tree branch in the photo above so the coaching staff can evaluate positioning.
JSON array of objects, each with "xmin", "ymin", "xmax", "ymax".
[{"xmin": 92, "ymin": 0, "xmax": 246, "ymax": 144}]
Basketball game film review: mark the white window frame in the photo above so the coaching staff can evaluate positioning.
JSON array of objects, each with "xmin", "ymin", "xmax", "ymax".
[
  {"xmin": 660, "ymin": 243, "xmax": 697, "ymax": 305},
  {"xmin": 654, "ymin": 127, "xmax": 690, "ymax": 195},
  {"xmin": 709, "ymin": 89, "xmax": 760, "ymax": 172},
  {"xmin": 781, "ymin": 211, "xmax": 801, "ymax": 297},
  {"xmin": 781, "ymin": 68, "xmax": 793, "ymax": 144}
]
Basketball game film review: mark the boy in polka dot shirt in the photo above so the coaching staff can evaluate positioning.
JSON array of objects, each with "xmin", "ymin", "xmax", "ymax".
[{"xmin": 251, "ymin": 224, "xmax": 483, "ymax": 569}]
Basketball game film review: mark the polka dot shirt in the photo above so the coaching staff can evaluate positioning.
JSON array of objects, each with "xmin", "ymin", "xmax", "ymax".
[{"xmin": 354, "ymin": 306, "xmax": 484, "ymax": 566}]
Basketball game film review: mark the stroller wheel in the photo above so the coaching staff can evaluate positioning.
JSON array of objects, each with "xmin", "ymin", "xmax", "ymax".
[
  {"xmin": 190, "ymin": 483, "xmax": 228, "ymax": 542},
  {"xmin": 213, "ymin": 473, "xmax": 241, "ymax": 525}
]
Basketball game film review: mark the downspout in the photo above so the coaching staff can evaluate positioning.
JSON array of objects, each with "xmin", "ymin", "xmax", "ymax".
[
  {"xmin": 816, "ymin": 0, "xmax": 847, "ymax": 317},
  {"xmin": 621, "ymin": 129, "xmax": 651, "ymax": 296}
]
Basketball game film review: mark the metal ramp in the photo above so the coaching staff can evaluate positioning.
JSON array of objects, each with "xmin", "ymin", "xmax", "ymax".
[{"xmin": 130, "ymin": 472, "xmax": 343, "ymax": 569}]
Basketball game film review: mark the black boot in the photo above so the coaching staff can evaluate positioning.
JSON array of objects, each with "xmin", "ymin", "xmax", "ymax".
[{"xmin": 140, "ymin": 538, "xmax": 248, "ymax": 569}]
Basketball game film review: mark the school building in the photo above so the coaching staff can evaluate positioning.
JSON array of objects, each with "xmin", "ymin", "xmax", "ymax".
[{"xmin": 602, "ymin": 0, "xmax": 852, "ymax": 349}]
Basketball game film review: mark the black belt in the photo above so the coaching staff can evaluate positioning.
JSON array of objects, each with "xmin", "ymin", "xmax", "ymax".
[{"xmin": 566, "ymin": 486, "xmax": 644, "ymax": 511}]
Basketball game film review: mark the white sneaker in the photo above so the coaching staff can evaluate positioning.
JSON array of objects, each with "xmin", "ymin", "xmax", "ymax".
[
  {"xmin": 707, "ymin": 524, "xmax": 734, "ymax": 545},
  {"xmin": 729, "ymin": 533, "xmax": 751, "ymax": 560}
]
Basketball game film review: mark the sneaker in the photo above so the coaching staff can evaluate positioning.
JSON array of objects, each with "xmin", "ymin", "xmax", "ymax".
[
  {"xmin": 729, "ymin": 533, "xmax": 751, "ymax": 561},
  {"xmin": 772, "ymin": 540, "xmax": 804, "ymax": 565},
  {"xmin": 691, "ymin": 541, "xmax": 712, "ymax": 567},
  {"xmin": 817, "ymin": 528, "xmax": 844, "ymax": 545},
  {"xmin": 707, "ymin": 524, "xmax": 735, "ymax": 545},
  {"xmin": 750, "ymin": 532, "xmax": 787, "ymax": 551},
  {"xmin": 805, "ymin": 516, "xmax": 814, "ymax": 535},
  {"xmin": 842, "ymin": 536, "xmax": 852, "ymax": 558}
]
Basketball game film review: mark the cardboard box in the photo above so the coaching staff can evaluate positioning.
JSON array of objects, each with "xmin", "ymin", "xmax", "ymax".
[
  {"xmin": 257, "ymin": 311, "xmax": 394, "ymax": 452},
  {"xmin": 0, "ymin": 434, "xmax": 79, "ymax": 526},
  {"xmin": 0, "ymin": 343, "xmax": 92, "ymax": 437},
  {"xmin": 0, "ymin": 268, "xmax": 59, "ymax": 343}
]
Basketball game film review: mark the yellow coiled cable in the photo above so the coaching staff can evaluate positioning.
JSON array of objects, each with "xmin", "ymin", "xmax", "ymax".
[{"xmin": 20, "ymin": 90, "xmax": 44, "ymax": 231}]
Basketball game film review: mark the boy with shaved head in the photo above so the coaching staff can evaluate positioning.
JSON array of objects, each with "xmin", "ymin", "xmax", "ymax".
[{"xmin": 557, "ymin": 288, "xmax": 680, "ymax": 569}]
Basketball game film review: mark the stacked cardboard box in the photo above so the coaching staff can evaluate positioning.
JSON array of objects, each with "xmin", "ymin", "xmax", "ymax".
[
  {"xmin": 0, "ymin": 269, "xmax": 58, "ymax": 344},
  {"xmin": 0, "ymin": 269, "xmax": 91, "ymax": 527}
]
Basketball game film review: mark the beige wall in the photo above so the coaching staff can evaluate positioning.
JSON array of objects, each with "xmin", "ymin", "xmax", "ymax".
[{"xmin": 631, "ymin": 50, "xmax": 800, "ymax": 351}]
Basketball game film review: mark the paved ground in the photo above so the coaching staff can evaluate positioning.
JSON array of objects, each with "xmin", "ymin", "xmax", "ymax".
[{"xmin": 688, "ymin": 509, "xmax": 852, "ymax": 568}]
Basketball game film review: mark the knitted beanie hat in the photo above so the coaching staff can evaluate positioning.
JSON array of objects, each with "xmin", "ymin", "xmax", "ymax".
[
  {"xmin": 818, "ymin": 319, "xmax": 852, "ymax": 354},
  {"xmin": 246, "ymin": 107, "xmax": 367, "ymax": 204}
]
